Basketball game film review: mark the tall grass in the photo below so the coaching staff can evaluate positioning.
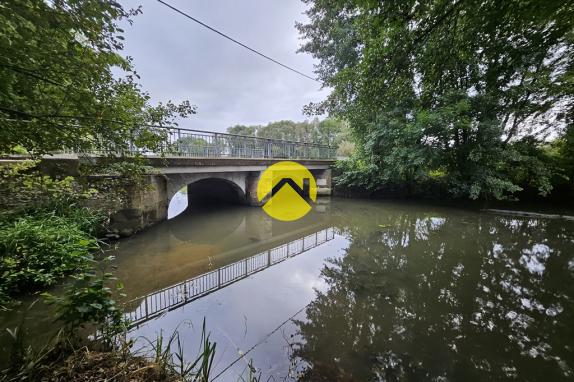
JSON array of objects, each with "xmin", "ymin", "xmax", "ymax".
[
  {"xmin": 141, "ymin": 319, "xmax": 216, "ymax": 382},
  {"xmin": 1, "ymin": 317, "xmax": 218, "ymax": 381}
]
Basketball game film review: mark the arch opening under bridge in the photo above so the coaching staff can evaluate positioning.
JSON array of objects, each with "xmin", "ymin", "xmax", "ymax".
[{"xmin": 168, "ymin": 177, "xmax": 248, "ymax": 218}]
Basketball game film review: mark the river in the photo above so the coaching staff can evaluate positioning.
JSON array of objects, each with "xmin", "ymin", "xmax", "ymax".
[
  {"xmin": 2, "ymin": 195, "xmax": 574, "ymax": 381},
  {"xmin": 114, "ymin": 195, "xmax": 574, "ymax": 381}
]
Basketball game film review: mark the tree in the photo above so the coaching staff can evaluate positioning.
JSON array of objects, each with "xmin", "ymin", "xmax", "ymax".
[
  {"xmin": 0, "ymin": 0, "xmax": 195, "ymax": 156},
  {"xmin": 297, "ymin": 0, "xmax": 574, "ymax": 199},
  {"xmin": 225, "ymin": 118, "xmax": 349, "ymax": 147},
  {"xmin": 227, "ymin": 124, "xmax": 258, "ymax": 136}
]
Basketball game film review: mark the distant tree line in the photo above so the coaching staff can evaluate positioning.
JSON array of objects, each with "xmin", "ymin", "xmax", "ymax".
[{"xmin": 227, "ymin": 119, "xmax": 355, "ymax": 156}]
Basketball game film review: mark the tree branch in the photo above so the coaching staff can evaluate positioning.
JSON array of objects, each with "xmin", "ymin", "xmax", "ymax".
[{"xmin": 0, "ymin": 63, "xmax": 65, "ymax": 87}]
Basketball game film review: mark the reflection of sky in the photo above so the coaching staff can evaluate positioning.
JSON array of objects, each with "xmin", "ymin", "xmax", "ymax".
[
  {"xmin": 168, "ymin": 190, "xmax": 187, "ymax": 219},
  {"xmin": 519, "ymin": 244, "xmax": 551, "ymax": 275},
  {"xmin": 128, "ymin": 235, "xmax": 349, "ymax": 381}
]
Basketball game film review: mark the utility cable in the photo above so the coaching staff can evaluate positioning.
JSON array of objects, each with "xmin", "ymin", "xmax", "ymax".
[{"xmin": 156, "ymin": 0, "xmax": 321, "ymax": 83}]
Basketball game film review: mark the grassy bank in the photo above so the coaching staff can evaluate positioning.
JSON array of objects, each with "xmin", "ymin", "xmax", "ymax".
[
  {"xmin": 1, "ymin": 322, "xmax": 220, "ymax": 382},
  {"xmin": 0, "ymin": 162, "xmax": 260, "ymax": 381}
]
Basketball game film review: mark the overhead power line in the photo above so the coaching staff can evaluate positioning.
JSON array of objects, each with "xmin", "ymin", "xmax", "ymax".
[{"xmin": 156, "ymin": 0, "xmax": 320, "ymax": 83}]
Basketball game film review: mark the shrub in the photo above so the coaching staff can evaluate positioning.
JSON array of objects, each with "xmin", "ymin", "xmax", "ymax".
[
  {"xmin": 0, "ymin": 160, "xmax": 75, "ymax": 213},
  {"xmin": 44, "ymin": 263, "xmax": 126, "ymax": 342},
  {"xmin": 0, "ymin": 214, "xmax": 99, "ymax": 309}
]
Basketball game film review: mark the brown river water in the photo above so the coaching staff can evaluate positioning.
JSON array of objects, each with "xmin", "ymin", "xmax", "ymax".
[{"xmin": 2, "ymin": 195, "xmax": 574, "ymax": 381}]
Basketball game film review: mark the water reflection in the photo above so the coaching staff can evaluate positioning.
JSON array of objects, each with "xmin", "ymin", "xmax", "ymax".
[
  {"xmin": 5, "ymin": 198, "xmax": 570, "ymax": 381},
  {"xmin": 291, "ymin": 202, "xmax": 574, "ymax": 381},
  {"xmin": 112, "ymin": 198, "xmax": 332, "ymax": 299},
  {"xmin": 168, "ymin": 188, "xmax": 188, "ymax": 218},
  {"xmin": 125, "ymin": 228, "xmax": 336, "ymax": 327},
  {"xmin": 119, "ymin": 199, "xmax": 574, "ymax": 381}
]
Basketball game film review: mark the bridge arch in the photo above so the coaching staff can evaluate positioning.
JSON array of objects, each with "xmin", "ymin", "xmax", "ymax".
[
  {"xmin": 187, "ymin": 178, "xmax": 246, "ymax": 205},
  {"xmin": 165, "ymin": 172, "xmax": 249, "ymax": 213}
]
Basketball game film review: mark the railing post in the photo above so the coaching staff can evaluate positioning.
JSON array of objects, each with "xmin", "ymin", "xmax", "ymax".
[
  {"xmin": 183, "ymin": 282, "xmax": 188, "ymax": 302},
  {"xmin": 267, "ymin": 249, "xmax": 271, "ymax": 265},
  {"xmin": 144, "ymin": 297, "xmax": 149, "ymax": 318}
]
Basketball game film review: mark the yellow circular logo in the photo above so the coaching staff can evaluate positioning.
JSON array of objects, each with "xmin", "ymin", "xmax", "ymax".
[{"xmin": 257, "ymin": 161, "xmax": 317, "ymax": 221}]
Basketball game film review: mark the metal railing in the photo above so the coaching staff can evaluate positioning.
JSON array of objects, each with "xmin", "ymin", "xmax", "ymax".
[
  {"xmin": 124, "ymin": 227, "xmax": 335, "ymax": 327},
  {"xmin": 155, "ymin": 126, "xmax": 336, "ymax": 159},
  {"xmin": 58, "ymin": 126, "xmax": 336, "ymax": 160}
]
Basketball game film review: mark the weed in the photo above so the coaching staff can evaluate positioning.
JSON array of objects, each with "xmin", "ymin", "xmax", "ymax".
[{"xmin": 140, "ymin": 319, "xmax": 216, "ymax": 382}]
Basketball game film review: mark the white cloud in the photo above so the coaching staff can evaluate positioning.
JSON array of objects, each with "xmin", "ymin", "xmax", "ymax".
[{"xmin": 120, "ymin": 0, "xmax": 329, "ymax": 132}]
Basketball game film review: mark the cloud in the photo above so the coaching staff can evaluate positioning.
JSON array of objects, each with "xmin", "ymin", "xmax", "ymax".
[{"xmin": 120, "ymin": 0, "xmax": 329, "ymax": 132}]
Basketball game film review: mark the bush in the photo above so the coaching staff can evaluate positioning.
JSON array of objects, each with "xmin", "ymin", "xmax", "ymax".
[
  {"xmin": 0, "ymin": 214, "xmax": 99, "ymax": 309},
  {"xmin": 0, "ymin": 160, "xmax": 76, "ymax": 213},
  {"xmin": 44, "ymin": 263, "xmax": 126, "ymax": 342}
]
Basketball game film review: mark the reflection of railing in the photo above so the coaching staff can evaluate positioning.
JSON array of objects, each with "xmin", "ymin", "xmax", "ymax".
[{"xmin": 125, "ymin": 227, "xmax": 335, "ymax": 327}]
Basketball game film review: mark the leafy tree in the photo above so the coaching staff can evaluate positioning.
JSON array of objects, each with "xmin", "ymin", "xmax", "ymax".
[
  {"xmin": 225, "ymin": 118, "xmax": 349, "ymax": 147},
  {"xmin": 0, "ymin": 0, "xmax": 195, "ymax": 156},
  {"xmin": 227, "ymin": 125, "xmax": 258, "ymax": 136},
  {"xmin": 297, "ymin": 0, "xmax": 574, "ymax": 199}
]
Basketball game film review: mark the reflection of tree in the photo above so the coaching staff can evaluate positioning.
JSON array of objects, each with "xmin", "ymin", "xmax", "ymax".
[{"xmin": 293, "ymin": 208, "xmax": 574, "ymax": 381}]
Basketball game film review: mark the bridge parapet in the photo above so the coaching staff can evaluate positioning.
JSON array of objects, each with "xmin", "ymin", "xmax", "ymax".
[
  {"xmin": 57, "ymin": 126, "xmax": 336, "ymax": 160},
  {"xmin": 6, "ymin": 128, "xmax": 336, "ymax": 236},
  {"xmin": 155, "ymin": 127, "xmax": 336, "ymax": 160}
]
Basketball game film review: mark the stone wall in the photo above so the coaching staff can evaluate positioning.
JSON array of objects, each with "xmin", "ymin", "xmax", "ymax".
[{"xmin": 85, "ymin": 174, "xmax": 168, "ymax": 237}]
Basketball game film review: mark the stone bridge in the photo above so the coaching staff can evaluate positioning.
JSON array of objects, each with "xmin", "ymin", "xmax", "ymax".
[
  {"xmin": 25, "ymin": 127, "xmax": 336, "ymax": 235},
  {"xmin": 110, "ymin": 156, "xmax": 334, "ymax": 235}
]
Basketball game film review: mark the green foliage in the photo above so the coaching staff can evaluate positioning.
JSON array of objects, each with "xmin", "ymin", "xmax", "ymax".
[
  {"xmin": 227, "ymin": 125, "xmax": 258, "ymax": 137},
  {"xmin": 335, "ymin": 157, "xmax": 383, "ymax": 191},
  {"xmin": 1, "ymin": 321, "xmax": 65, "ymax": 381},
  {"xmin": 226, "ymin": 118, "xmax": 349, "ymax": 147},
  {"xmin": 298, "ymin": 0, "xmax": 574, "ymax": 200},
  {"xmin": 0, "ymin": 160, "xmax": 77, "ymax": 213},
  {"xmin": 0, "ymin": 161, "xmax": 106, "ymax": 309},
  {"xmin": 0, "ymin": 213, "xmax": 100, "ymax": 309},
  {"xmin": 1, "ymin": 317, "xmax": 219, "ymax": 381},
  {"xmin": 0, "ymin": 0, "xmax": 195, "ymax": 156},
  {"xmin": 142, "ymin": 319, "xmax": 216, "ymax": 382},
  {"xmin": 100, "ymin": 159, "xmax": 156, "ymax": 185},
  {"xmin": 172, "ymin": 136, "xmax": 212, "ymax": 157},
  {"xmin": 552, "ymin": 125, "xmax": 574, "ymax": 188},
  {"xmin": 43, "ymin": 261, "xmax": 126, "ymax": 341}
]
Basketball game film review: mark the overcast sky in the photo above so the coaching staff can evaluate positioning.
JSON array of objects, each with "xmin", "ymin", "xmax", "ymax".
[{"xmin": 120, "ymin": 0, "xmax": 328, "ymax": 132}]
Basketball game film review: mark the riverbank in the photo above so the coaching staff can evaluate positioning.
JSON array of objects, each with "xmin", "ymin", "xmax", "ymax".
[
  {"xmin": 332, "ymin": 181, "xmax": 574, "ymax": 216},
  {"xmin": 3, "ymin": 345, "xmax": 183, "ymax": 381}
]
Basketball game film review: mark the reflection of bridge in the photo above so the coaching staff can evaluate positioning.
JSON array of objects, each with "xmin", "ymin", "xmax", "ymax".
[{"xmin": 125, "ymin": 227, "xmax": 335, "ymax": 327}]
